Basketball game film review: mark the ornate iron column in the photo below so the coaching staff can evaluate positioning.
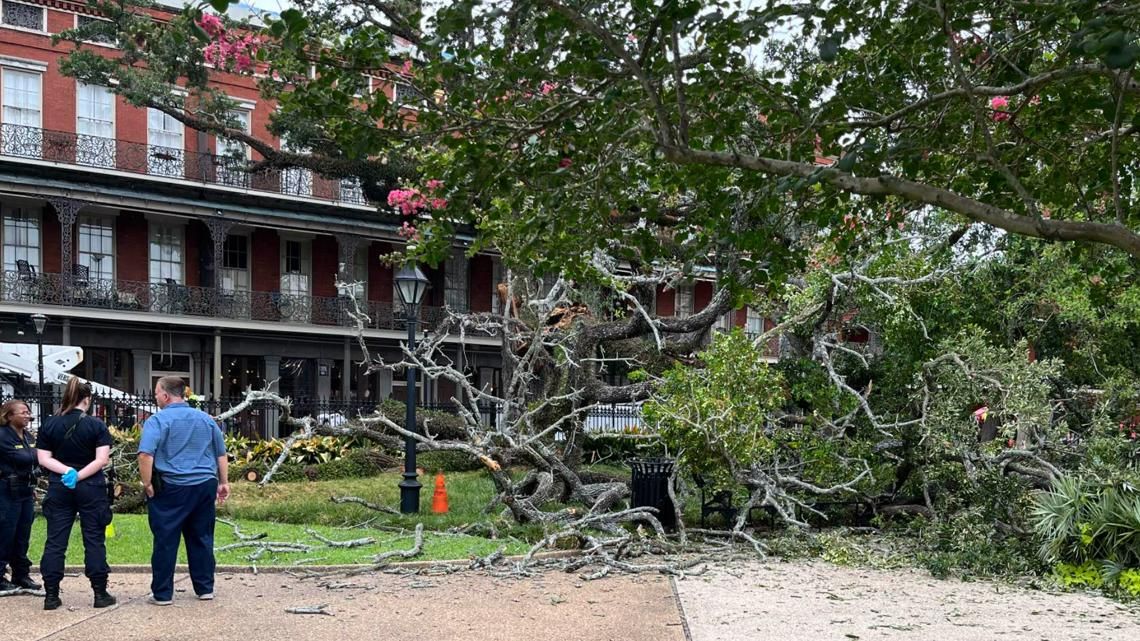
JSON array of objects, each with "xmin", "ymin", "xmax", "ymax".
[
  {"xmin": 205, "ymin": 217, "xmax": 234, "ymax": 317},
  {"xmin": 49, "ymin": 198, "xmax": 85, "ymax": 302}
]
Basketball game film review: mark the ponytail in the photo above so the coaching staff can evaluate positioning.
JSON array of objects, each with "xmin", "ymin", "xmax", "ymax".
[{"xmin": 58, "ymin": 376, "xmax": 92, "ymax": 415}]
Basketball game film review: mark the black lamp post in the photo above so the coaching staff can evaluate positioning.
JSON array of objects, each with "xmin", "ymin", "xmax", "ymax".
[
  {"xmin": 31, "ymin": 313, "xmax": 47, "ymax": 423},
  {"xmin": 394, "ymin": 264, "xmax": 430, "ymax": 514}
]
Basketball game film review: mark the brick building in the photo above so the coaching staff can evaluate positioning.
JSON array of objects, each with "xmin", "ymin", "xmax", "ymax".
[{"xmin": 0, "ymin": 0, "xmax": 774, "ymax": 431}]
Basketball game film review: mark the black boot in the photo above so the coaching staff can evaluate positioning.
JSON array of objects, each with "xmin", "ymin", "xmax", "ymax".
[
  {"xmin": 13, "ymin": 575, "xmax": 43, "ymax": 591},
  {"xmin": 43, "ymin": 585, "xmax": 62, "ymax": 611},
  {"xmin": 92, "ymin": 579, "xmax": 116, "ymax": 608}
]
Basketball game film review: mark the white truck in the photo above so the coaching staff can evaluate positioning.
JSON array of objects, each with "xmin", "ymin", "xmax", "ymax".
[{"xmin": 0, "ymin": 343, "xmax": 156, "ymax": 428}]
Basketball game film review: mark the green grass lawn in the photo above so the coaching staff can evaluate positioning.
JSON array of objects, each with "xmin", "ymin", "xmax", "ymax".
[
  {"xmin": 28, "ymin": 513, "xmax": 529, "ymax": 566},
  {"xmin": 27, "ymin": 471, "xmax": 535, "ymax": 566}
]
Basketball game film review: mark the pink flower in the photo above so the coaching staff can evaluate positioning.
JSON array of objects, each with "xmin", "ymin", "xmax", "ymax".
[
  {"xmin": 540, "ymin": 81, "xmax": 558, "ymax": 95},
  {"xmin": 974, "ymin": 406, "xmax": 989, "ymax": 423},
  {"xmin": 198, "ymin": 13, "xmax": 224, "ymax": 38},
  {"xmin": 429, "ymin": 198, "xmax": 448, "ymax": 210},
  {"xmin": 558, "ymin": 157, "xmax": 572, "ymax": 169},
  {"xmin": 991, "ymin": 111, "xmax": 1010, "ymax": 122},
  {"xmin": 425, "ymin": 179, "xmax": 444, "ymax": 191},
  {"xmin": 1029, "ymin": 95, "xmax": 1041, "ymax": 106},
  {"xmin": 401, "ymin": 60, "xmax": 413, "ymax": 75},
  {"xmin": 990, "ymin": 96, "xmax": 1008, "ymax": 109},
  {"xmin": 397, "ymin": 221, "xmax": 418, "ymax": 239}
]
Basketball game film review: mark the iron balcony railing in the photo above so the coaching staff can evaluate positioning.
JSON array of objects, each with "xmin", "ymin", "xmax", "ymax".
[
  {"xmin": 1, "ymin": 270, "xmax": 449, "ymax": 331},
  {"xmin": 0, "ymin": 123, "xmax": 368, "ymax": 206}
]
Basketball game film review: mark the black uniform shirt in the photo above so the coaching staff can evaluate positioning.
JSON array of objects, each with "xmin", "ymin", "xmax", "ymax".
[
  {"xmin": 0, "ymin": 423, "xmax": 36, "ymax": 478},
  {"xmin": 37, "ymin": 410, "xmax": 113, "ymax": 470}
]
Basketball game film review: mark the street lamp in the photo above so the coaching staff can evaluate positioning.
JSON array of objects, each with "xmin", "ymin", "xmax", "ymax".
[
  {"xmin": 394, "ymin": 264, "xmax": 430, "ymax": 514},
  {"xmin": 31, "ymin": 313, "xmax": 47, "ymax": 423}
]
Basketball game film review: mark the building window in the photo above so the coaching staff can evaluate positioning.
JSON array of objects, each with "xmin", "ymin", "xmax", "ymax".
[
  {"xmin": 150, "ymin": 352, "xmax": 192, "ymax": 391},
  {"xmin": 674, "ymin": 282, "xmax": 694, "ymax": 318},
  {"xmin": 220, "ymin": 234, "xmax": 249, "ymax": 288},
  {"xmin": 1, "ymin": 1, "xmax": 45, "ymax": 32},
  {"xmin": 1, "ymin": 68, "xmax": 42, "ymax": 157},
  {"xmin": 76, "ymin": 83, "xmax": 115, "ymax": 167},
  {"xmin": 445, "ymin": 250, "xmax": 468, "ymax": 312},
  {"xmin": 394, "ymin": 82, "xmax": 423, "ymax": 107},
  {"xmin": 745, "ymin": 308, "xmax": 763, "ymax": 338},
  {"xmin": 340, "ymin": 177, "xmax": 364, "ymax": 204},
  {"xmin": 2, "ymin": 205, "xmax": 40, "ymax": 273},
  {"xmin": 280, "ymin": 238, "xmax": 311, "ymax": 322},
  {"xmin": 76, "ymin": 14, "xmax": 116, "ymax": 45},
  {"xmin": 490, "ymin": 257, "xmax": 503, "ymax": 315},
  {"xmin": 148, "ymin": 224, "xmax": 183, "ymax": 284},
  {"xmin": 280, "ymin": 138, "xmax": 312, "ymax": 196},
  {"xmin": 147, "ymin": 108, "xmax": 184, "ymax": 177},
  {"xmin": 78, "ymin": 216, "xmax": 114, "ymax": 281},
  {"xmin": 216, "ymin": 109, "xmax": 250, "ymax": 187},
  {"xmin": 337, "ymin": 247, "xmax": 367, "ymax": 301}
]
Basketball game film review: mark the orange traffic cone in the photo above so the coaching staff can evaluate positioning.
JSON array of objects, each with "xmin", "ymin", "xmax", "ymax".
[{"xmin": 431, "ymin": 472, "xmax": 449, "ymax": 514}]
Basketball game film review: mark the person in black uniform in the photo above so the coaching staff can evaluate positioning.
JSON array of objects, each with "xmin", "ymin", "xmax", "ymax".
[
  {"xmin": 0, "ymin": 399, "xmax": 41, "ymax": 592},
  {"xmin": 36, "ymin": 377, "xmax": 116, "ymax": 610}
]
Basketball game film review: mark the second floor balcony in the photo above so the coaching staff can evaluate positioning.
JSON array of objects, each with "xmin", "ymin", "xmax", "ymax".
[
  {"xmin": 1, "ymin": 268, "xmax": 449, "ymax": 331},
  {"xmin": 0, "ymin": 123, "xmax": 368, "ymax": 206}
]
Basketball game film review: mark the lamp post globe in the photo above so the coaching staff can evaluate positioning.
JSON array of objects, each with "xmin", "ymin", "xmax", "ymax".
[{"xmin": 394, "ymin": 265, "xmax": 429, "ymax": 514}]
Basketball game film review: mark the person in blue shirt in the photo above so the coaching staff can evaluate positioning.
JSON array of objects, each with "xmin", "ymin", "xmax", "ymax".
[
  {"xmin": 0, "ymin": 399, "xmax": 40, "ymax": 594},
  {"xmin": 138, "ymin": 375, "xmax": 229, "ymax": 605},
  {"xmin": 37, "ymin": 378, "xmax": 116, "ymax": 610}
]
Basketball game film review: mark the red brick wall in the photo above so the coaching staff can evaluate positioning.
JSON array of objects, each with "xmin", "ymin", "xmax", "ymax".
[
  {"xmin": 184, "ymin": 222, "xmax": 201, "ymax": 287},
  {"xmin": 734, "ymin": 308, "xmax": 747, "ymax": 327},
  {"xmin": 694, "ymin": 281, "xmax": 713, "ymax": 313},
  {"xmin": 469, "ymin": 255, "xmax": 493, "ymax": 313},
  {"xmin": 312, "ymin": 235, "xmax": 338, "ymax": 297},
  {"xmin": 251, "ymin": 229, "xmax": 279, "ymax": 292},
  {"xmin": 368, "ymin": 242, "xmax": 393, "ymax": 302},
  {"xmin": 115, "ymin": 211, "xmax": 148, "ymax": 282},
  {"xmin": 42, "ymin": 206, "xmax": 61, "ymax": 275},
  {"xmin": 655, "ymin": 285, "xmax": 675, "ymax": 316}
]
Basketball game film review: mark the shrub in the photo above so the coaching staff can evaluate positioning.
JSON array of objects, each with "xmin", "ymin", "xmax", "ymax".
[
  {"xmin": 377, "ymin": 399, "xmax": 470, "ymax": 440},
  {"xmin": 1033, "ymin": 476, "xmax": 1140, "ymax": 568},
  {"xmin": 417, "ymin": 449, "xmax": 483, "ymax": 472}
]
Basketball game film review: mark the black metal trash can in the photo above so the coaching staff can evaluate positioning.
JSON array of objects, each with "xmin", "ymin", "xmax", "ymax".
[{"xmin": 629, "ymin": 457, "xmax": 676, "ymax": 531}]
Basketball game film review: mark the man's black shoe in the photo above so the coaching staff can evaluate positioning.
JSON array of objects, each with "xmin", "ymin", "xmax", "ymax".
[
  {"xmin": 0, "ymin": 578, "xmax": 16, "ymax": 592},
  {"xmin": 12, "ymin": 576, "xmax": 42, "ymax": 591}
]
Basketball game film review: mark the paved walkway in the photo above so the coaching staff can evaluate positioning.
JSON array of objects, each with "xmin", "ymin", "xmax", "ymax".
[
  {"xmin": 2, "ymin": 569, "xmax": 685, "ymax": 641},
  {"xmin": 6, "ymin": 560, "xmax": 1140, "ymax": 641}
]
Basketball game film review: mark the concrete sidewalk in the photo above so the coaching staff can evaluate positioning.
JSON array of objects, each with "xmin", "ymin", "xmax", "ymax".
[{"xmin": 2, "ymin": 569, "xmax": 686, "ymax": 641}]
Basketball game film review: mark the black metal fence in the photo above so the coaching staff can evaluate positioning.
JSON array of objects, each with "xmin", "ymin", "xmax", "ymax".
[{"xmin": 1, "ymin": 389, "xmax": 503, "ymax": 441}]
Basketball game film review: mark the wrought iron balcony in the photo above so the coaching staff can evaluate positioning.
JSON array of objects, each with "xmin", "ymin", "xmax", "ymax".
[
  {"xmin": 0, "ymin": 270, "xmax": 448, "ymax": 331},
  {"xmin": 0, "ymin": 123, "xmax": 369, "ymax": 206}
]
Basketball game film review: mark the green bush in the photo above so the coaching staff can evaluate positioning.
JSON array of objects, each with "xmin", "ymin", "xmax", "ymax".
[
  {"xmin": 1033, "ymin": 476, "xmax": 1140, "ymax": 568},
  {"xmin": 417, "ymin": 449, "xmax": 483, "ymax": 472},
  {"xmin": 377, "ymin": 399, "xmax": 470, "ymax": 440}
]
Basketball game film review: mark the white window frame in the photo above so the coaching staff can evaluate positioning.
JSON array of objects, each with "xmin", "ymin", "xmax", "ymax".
[
  {"xmin": 76, "ymin": 82, "xmax": 115, "ymax": 167},
  {"xmin": 0, "ymin": 1, "xmax": 46, "ymax": 34},
  {"xmin": 279, "ymin": 237, "xmax": 312, "ymax": 323},
  {"xmin": 148, "ymin": 223, "xmax": 184, "ymax": 285},
  {"xmin": 146, "ymin": 107, "xmax": 184, "ymax": 177},
  {"xmin": 1, "ymin": 203, "xmax": 40, "ymax": 273},
  {"xmin": 216, "ymin": 109, "xmax": 251, "ymax": 186},
  {"xmin": 337, "ymin": 248, "xmax": 367, "ymax": 302},
  {"xmin": 220, "ymin": 233, "xmax": 250, "ymax": 292},
  {"xmin": 74, "ymin": 13, "xmax": 117, "ymax": 47},
  {"xmin": 77, "ymin": 215, "xmax": 115, "ymax": 281},
  {"xmin": 1, "ymin": 67, "xmax": 42, "ymax": 157}
]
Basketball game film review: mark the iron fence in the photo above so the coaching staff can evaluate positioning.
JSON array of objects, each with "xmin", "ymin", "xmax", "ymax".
[
  {"xmin": 0, "ymin": 270, "xmax": 450, "ymax": 331},
  {"xmin": 0, "ymin": 123, "xmax": 368, "ymax": 206},
  {"xmin": 1, "ymin": 389, "xmax": 504, "ymax": 441}
]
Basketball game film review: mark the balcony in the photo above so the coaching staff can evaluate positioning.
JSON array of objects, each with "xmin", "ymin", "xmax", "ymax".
[
  {"xmin": 1, "ymin": 270, "xmax": 448, "ymax": 331},
  {"xmin": 0, "ymin": 123, "xmax": 368, "ymax": 206}
]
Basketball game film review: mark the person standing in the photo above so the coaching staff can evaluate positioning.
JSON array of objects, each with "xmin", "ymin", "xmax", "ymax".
[
  {"xmin": 139, "ymin": 375, "xmax": 229, "ymax": 605},
  {"xmin": 37, "ymin": 378, "xmax": 116, "ymax": 610},
  {"xmin": 0, "ymin": 400, "xmax": 41, "ymax": 593}
]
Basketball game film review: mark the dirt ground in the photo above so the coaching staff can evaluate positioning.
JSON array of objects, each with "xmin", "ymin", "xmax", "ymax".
[
  {"xmin": 674, "ymin": 558, "xmax": 1140, "ymax": 641},
  {"xmin": 1, "ymin": 568, "xmax": 685, "ymax": 641}
]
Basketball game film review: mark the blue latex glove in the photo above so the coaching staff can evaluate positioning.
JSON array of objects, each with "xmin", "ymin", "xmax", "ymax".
[{"xmin": 61, "ymin": 468, "xmax": 78, "ymax": 489}]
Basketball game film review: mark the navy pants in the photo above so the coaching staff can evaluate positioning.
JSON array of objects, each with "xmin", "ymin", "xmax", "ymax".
[
  {"xmin": 40, "ymin": 473, "xmax": 112, "ymax": 587},
  {"xmin": 147, "ymin": 480, "xmax": 218, "ymax": 600},
  {"xmin": 0, "ymin": 480, "xmax": 35, "ymax": 581}
]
